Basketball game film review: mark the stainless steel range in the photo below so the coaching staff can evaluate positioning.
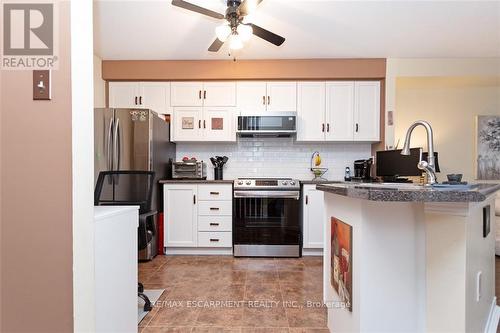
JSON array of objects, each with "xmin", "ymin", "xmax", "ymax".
[{"xmin": 233, "ymin": 178, "xmax": 301, "ymax": 257}]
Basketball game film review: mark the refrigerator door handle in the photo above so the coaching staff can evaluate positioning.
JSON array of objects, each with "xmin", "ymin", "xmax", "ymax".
[
  {"xmin": 114, "ymin": 118, "xmax": 121, "ymax": 171},
  {"xmin": 107, "ymin": 117, "xmax": 114, "ymax": 171}
]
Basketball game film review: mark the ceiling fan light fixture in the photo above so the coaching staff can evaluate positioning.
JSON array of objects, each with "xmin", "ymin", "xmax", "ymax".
[
  {"xmin": 237, "ymin": 24, "xmax": 253, "ymax": 42},
  {"xmin": 229, "ymin": 34, "xmax": 244, "ymax": 50},
  {"xmin": 215, "ymin": 23, "xmax": 231, "ymax": 42}
]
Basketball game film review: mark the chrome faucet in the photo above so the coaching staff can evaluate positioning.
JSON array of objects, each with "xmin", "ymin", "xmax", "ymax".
[{"xmin": 400, "ymin": 120, "xmax": 437, "ymax": 185}]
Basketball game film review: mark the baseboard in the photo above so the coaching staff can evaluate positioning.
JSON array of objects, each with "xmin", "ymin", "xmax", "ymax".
[
  {"xmin": 302, "ymin": 248, "xmax": 324, "ymax": 256},
  {"xmin": 484, "ymin": 297, "xmax": 500, "ymax": 333}
]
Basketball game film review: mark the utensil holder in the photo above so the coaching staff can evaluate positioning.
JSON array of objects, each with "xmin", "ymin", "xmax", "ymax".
[{"xmin": 214, "ymin": 167, "xmax": 223, "ymax": 180}]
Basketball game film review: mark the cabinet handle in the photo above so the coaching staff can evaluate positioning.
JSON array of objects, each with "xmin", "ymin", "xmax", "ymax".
[
  {"xmin": 306, "ymin": 195, "xmax": 309, "ymax": 205},
  {"xmin": 327, "ymin": 123, "xmax": 330, "ymax": 132},
  {"xmin": 198, "ymin": 120, "xmax": 201, "ymax": 129},
  {"xmin": 199, "ymin": 90, "xmax": 202, "ymax": 99},
  {"xmin": 139, "ymin": 96, "xmax": 142, "ymax": 105},
  {"xmin": 355, "ymin": 123, "xmax": 359, "ymax": 132},
  {"xmin": 210, "ymin": 191, "xmax": 220, "ymax": 195},
  {"xmin": 203, "ymin": 90, "xmax": 207, "ymax": 100},
  {"xmin": 267, "ymin": 96, "xmax": 270, "ymax": 105},
  {"xmin": 210, "ymin": 239, "xmax": 220, "ymax": 242},
  {"xmin": 134, "ymin": 96, "xmax": 138, "ymax": 105},
  {"xmin": 209, "ymin": 222, "xmax": 220, "ymax": 226},
  {"xmin": 203, "ymin": 120, "xmax": 206, "ymax": 129},
  {"xmin": 193, "ymin": 194, "xmax": 196, "ymax": 204},
  {"xmin": 262, "ymin": 96, "xmax": 266, "ymax": 105},
  {"xmin": 322, "ymin": 124, "xmax": 325, "ymax": 132},
  {"xmin": 210, "ymin": 207, "xmax": 220, "ymax": 211}
]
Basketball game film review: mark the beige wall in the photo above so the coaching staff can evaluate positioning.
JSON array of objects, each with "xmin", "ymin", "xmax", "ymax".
[
  {"xmin": 0, "ymin": 2, "xmax": 74, "ymax": 332},
  {"xmin": 395, "ymin": 76, "xmax": 500, "ymax": 181},
  {"xmin": 94, "ymin": 54, "xmax": 105, "ymax": 107}
]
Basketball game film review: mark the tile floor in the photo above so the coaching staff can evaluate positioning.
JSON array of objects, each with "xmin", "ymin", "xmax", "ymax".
[{"xmin": 138, "ymin": 255, "xmax": 328, "ymax": 333}]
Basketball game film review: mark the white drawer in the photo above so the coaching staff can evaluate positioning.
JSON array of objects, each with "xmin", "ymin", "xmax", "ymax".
[
  {"xmin": 198, "ymin": 184, "xmax": 233, "ymax": 201},
  {"xmin": 198, "ymin": 201, "xmax": 232, "ymax": 216},
  {"xmin": 198, "ymin": 216, "xmax": 232, "ymax": 232},
  {"xmin": 198, "ymin": 232, "xmax": 232, "ymax": 247}
]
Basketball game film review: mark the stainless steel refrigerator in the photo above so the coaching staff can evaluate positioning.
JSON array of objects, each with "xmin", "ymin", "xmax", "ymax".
[{"xmin": 94, "ymin": 108, "xmax": 176, "ymax": 258}]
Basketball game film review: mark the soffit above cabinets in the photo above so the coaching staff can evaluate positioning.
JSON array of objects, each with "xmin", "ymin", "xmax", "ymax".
[{"xmin": 94, "ymin": 0, "xmax": 500, "ymax": 60}]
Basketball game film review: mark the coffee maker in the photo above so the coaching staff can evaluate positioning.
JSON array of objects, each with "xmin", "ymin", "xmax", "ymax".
[{"xmin": 352, "ymin": 158, "xmax": 373, "ymax": 182}]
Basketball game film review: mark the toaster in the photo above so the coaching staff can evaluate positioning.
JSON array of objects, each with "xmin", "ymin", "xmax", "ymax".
[{"xmin": 172, "ymin": 161, "xmax": 207, "ymax": 180}]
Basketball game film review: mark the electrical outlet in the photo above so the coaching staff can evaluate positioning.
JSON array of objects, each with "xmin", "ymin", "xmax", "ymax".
[
  {"xmin": 476, "ymin": 271, "xmax": 482, "ymax": 302},
  {"xmin": 33, "ymin": 70, "xmax": 51, "ymax": 100}
]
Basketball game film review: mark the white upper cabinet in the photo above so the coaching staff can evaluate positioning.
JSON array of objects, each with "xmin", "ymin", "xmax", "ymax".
[
  {"xmin": 139, "ymin": 82, "xmax": 171, "ymax": 114},
  {"xmin": 236, "ymin": 81, "xmax": 267, "ymax": 114},
  {"xmin": 203, "ymin": 82, "xmax": 236, "ymax": 107},
  {"xmin": 171, "ymin": 82, "xmax": 204, "ymax": 107},
  {"xmin": 297, "ymin": 82, "xmax": 326, "ymax": 141},
  {"xmin": 203, "ymin": 107, "xmax": 236, "ymax": 142},
  {"xmin": 171, "ymin": 82, "xmax": 236, "ymax": 107},
  {"xmin": 108, "ymin": 82, "xmax": 140, "ymax": 108},
  {"xmin": 172, "ymin": 106, "xmax": 236, "ymax": 142},
  {"xmin": 108, "ymin": 82, "xmax": 170, "ymax": 114},
  {"xmin": 296, "ymin": 80, "xmax": 380, "ymax": 142},
  {"xmin": 353, "ymin": 81, "xmax": 380, "ymax": 141},
  {"xmin": 266, "ymin": 82, "xmax": 297, "ymax": 112},
  {"xmin": 172, "ymin": 107, "xmax": 203, "ymax": 141},
  {"xmin": 326, "ymin": 82, "xmax": 355, "ymax": 141}
]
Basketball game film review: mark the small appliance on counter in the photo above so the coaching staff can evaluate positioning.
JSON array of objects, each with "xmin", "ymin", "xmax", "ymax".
[
  {"xmin": 171, "ymin": 158, "xmax": 207, "ymax": 179},
  {"xmin": 310, "ymin": 151, "xmax": 328, "ymax": 181},
  {"xmin": 352, "ymin": 158, "xmax": 374, "ymax": 182},
  {"xmin": 375, "ymin": 148, "xmax": 440, "ymax": 183},
  {"xmin": 209, "ymin": 156, "xmax": 229, "ymax": 180}
]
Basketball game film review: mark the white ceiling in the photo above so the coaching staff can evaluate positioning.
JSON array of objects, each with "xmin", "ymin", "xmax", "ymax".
[{"xmin": 93, "ymin": 0, "xmax": 500, "ymax": 60}]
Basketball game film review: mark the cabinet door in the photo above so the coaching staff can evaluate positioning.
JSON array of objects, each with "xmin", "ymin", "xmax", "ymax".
[
  {"xmin": 353, "ymin": 81, "xmax": 380, "ymax": 141},
  {"xmin": 139, "ymin": 82, "xmax": 170, "ymax": 114},
  {"xmin": 108, "ymin": 82, "xmax": 140, "ymax": 108},
  {"xmin": 203, "ymin": 107, "xmax": 236, "ymax": 142},
  {"xmin": 164, "ymin": 185, "xmax": 198, "ymax": 247},
  {"xmin": 236, "ymin": 81, "xmax": 267, "ymax": 114},
  {"xmin": 297, "ymin": 82, "xmax": 326, "ymax": 141},
  {"xmin": 172, "ymin": 107, "xmax": 203, "ymax": 141},
  {"xmin": 302, "ymin": 185, "xmax": 325, "ymax": 249},
  {"xmin": 203, "ymin": 82, "xmax": 236, "ymax": 107},
  {"xmin": 171, "ymin": 82, "xmax": 204, "ymax": 107},
  {"xmin": 325, "ymin": 82, "xmax": 355, "ymax": 141},
  {"xmin": 266, "ymin": 81, "xmax": 297, "ymax": 112}
]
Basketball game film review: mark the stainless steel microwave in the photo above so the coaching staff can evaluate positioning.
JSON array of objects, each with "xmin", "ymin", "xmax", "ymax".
[{"xmin": 237, "ymin": 113, "xmax": 296, "ymax": 137}]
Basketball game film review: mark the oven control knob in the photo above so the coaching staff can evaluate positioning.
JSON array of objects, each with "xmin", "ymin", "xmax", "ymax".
[
  {"xmin": 238, "ymin": 181, "xmax": 243, "ymax": 185},
  {"xmin": 246, "ymin": 181, "xmax": 251, "ymax": 185},
  {"xmin": 290, "ymin": 181, "xmax": 296, "ymax": 185},
  {"xmin": 282, "ymin": 181, "xmax": 288, "ymax": 185}
]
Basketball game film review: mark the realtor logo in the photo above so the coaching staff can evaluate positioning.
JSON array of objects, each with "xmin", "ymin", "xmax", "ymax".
[{"xmin": 1, "ymin": 2, "xmax": 58, "ymax": 70}]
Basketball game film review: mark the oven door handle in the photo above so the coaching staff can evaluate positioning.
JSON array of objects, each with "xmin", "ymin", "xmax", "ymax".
[{"xmin": 233, "ymin": 191, "xmax": 300, "ymax": 200}]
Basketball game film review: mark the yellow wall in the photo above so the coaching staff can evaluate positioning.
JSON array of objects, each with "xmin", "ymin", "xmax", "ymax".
[{"xmin": 395, "ymin": 76, "xmax": 500, "ymax": 182}]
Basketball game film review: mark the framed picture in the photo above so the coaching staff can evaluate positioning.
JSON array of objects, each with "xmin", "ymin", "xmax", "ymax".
[
  {"xmin": 476, "ymin": 115, "xmax": 500, "ymax": 180},
  {"xmin": 331, "ymin": 217, "xmax": 352, "ymax": 311},
  {"xmin": 182, "ymin": 117, "xmax": 194, "ymax": 130}
]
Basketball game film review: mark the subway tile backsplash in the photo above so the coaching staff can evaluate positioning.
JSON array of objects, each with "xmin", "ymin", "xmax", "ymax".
[{"xmin": 176, "ymin": 138, "xmax": 373, "ymax": 181}]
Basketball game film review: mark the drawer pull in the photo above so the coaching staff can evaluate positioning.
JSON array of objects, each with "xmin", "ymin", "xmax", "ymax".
[
  {"xmin": 209, "ymin": 223, "xmax": 220, "ymax": 226},
  {"xmin": 210, "ymin": 191, "xmax": 220, "ymax": 195},
  {"xmin": 210, "ymin": 238, "xmax": 220, "ymax": 242},
  {"xmin": 210, "ymin": 207, "xmax": 220, "ymax": 211}
]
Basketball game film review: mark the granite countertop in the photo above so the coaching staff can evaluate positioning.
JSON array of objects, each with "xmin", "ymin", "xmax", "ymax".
[
  {"xmin": 316, "ymin": 182, "xmax": 500, "ymax": 202},
  {"xmin": 300, "ymin": 180, "xmax": 344, "ymax": 184},
  {"xmin": 159, "ymin": 179, "xmax": 234, "ymax": 184}
]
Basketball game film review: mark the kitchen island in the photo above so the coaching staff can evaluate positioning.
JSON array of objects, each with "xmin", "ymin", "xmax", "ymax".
[{"xmin": 317, "ymin": 182, "xmax": 500, "ymax": 333}]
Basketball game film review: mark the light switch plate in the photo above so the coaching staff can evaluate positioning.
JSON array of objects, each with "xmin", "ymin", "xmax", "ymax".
[{"xmin": 33, "ymin": 70, "xmax": 51, "ymax": 100}]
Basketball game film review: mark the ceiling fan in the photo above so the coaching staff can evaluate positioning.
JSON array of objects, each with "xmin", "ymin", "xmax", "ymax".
[{"xmin": 171, "ymin": 0, "xmax": 285, "ymax": 52}]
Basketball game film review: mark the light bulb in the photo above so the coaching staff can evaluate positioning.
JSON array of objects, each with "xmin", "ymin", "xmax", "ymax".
[
  {"xmin": 229, "ymin": 34, "xmax": 243, "ymax": 50},
  {"xmin": 215, "ymin": 24, "xmax": 231, "ymax": 42},
  {"xmin": 237, "ymin": 24, "xmax": 253, "ymax": 42}
]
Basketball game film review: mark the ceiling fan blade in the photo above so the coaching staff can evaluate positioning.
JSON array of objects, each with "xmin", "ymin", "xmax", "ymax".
[
  {"xmin": 239, "ymin": 0, "xmax": 264, "ymax": 16},
  {"xmin": 248, "ymin": 23, "xmax": 285, "ymax": 46},
  {"xmin": 208, "ymin": 38, "xmax": 224, "ymax": 52},
  {"xmin": 171, "ymin": 0, "xmax": 225, "ymax": 20}
]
